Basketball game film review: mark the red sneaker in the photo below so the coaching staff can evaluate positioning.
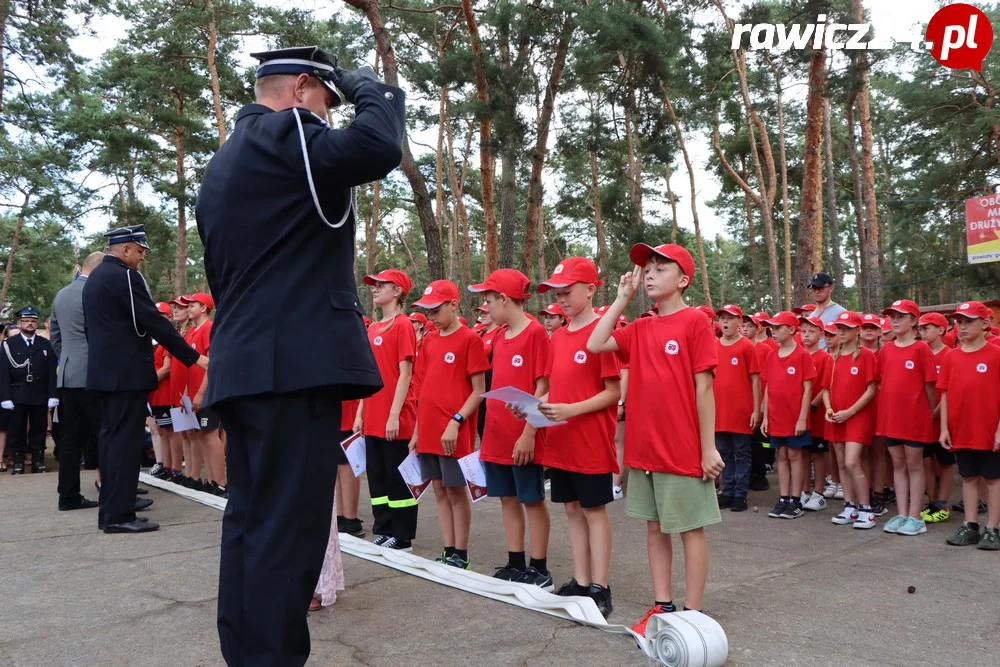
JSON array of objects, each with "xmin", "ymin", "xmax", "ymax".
[{"xmin": 631, "ymin": 603, "xmax": 675, "ymax": 636}]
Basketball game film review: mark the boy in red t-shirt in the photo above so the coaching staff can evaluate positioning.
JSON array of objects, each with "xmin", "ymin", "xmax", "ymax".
[
  {"xmin": 799, "ymin": 315, "xmax": 832, "ymax": 510},
  {"xmin": 357, "ymin": 269, "xmax": 418, "ymax": 551},
  {"xmin": 148, "ymin": 302, "xmax": 176, "ymax": 477},
  {"xmin": 712, "ymin": 304, "xmax": 760, "ymax": 512},
  {"xmin": 760, "ymin": 311, "xmax": 815, "ymax": 520},
  {"xmin": 938, "ymin": 301, "xmax": 1000, "ymax": 549},
  {"xmin": 588, "ymin": 243, "xmax": 721, "ymax": 634},
  {"xmin": 187, "ymin": 292, "xmax": 227, "ymax": 496},
  {"xmin": 538, "ymin": 302, "xmax": 567, "ymax": 336},
  {"xmin": 535, "ymin": 257, "xmax": 620, "ymax": 618},
  {"xmin": 917, "ymin": 312, "xmax": 955, "ymax": 523},
  {"xmin": 411, "ymin": 280, "xmax": 489, "ymax": 568},
  {"xmin": 472, "ymin": 270, "xmax": 553, "ymax": 588}
]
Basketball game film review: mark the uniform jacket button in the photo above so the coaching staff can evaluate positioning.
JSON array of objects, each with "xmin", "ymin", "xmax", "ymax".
[{"xmin": 384, "ymin": 91, "xmax": 394, "ymax": 101}]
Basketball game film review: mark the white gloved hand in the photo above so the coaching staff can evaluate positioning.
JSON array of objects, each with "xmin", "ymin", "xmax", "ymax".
[
  {"xmin": 48, "ymin": 398, "xmax": 60, "ymax": 409},
  {"xmin": 1, "ymin": 401, "xmax": 13, "ymax": 410}
]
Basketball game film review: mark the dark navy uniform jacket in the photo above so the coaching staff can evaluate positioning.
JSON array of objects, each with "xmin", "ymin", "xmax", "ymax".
[
  {"xmin": 82, "ymin": 255, "xmax": 201, "ymax": 392},
  {"xmin": 0, "ymin": 334, "xmax": 57, "ymax": 405},
  {"xmin": 195, "ymin": 79, "xmax": 406, "ymax": 406}
]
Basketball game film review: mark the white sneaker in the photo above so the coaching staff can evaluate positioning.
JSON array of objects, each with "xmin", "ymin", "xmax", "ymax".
[
  {"xmin": 800, "ymin": 491, "xmax": 810, "ymax": 505},
  {"xmin": 853, "ymin": 511, "xmax": 876, "ymax": 529},
  {"xmin": 822, "ymin": 483, "xmax": 838, "ymax": 498},
  {"xmin": 825, "ymin": 474, "xmax": 833, "ymax": 486},
  {"xmin": 612, "ymin": 485, "xmax": 624, "ymax": 500},
  {"xmin": 834, "ymin": 484, "xmax": 844, "ymax": 500},
  {"xmin": 803, "ymin": 492, "xmax": 827, "ymax": 511},
  {"xmin": 832, "ymin": 506, "xmax": 858, "ymax": 525}
]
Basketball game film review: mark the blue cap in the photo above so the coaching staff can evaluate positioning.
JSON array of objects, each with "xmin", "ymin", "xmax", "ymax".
[
  {"xmin": 251, "ymin": 46, "xmax": 343, "ymax": 108},
  {"xmin": 105, "ymin": 224, "xmax": 149, "ymax": 249},
  {"xmin": 15, "ymin": 307, "xmax": 39, "ymax": 320}
]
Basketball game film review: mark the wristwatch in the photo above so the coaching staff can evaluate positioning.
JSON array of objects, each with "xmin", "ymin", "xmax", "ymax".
[
  {"xmin": 617, "ymin": 399, "xmax": 625, "ymax": 407},
  {"xmin": 452, "ymin": 413, "xmax": 465, "ymax": 424}
]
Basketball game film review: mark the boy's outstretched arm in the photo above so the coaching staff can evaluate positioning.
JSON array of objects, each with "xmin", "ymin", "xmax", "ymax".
[{"xmin": 588, "ymin": 267, "xmax": 640, "ymax": 354}]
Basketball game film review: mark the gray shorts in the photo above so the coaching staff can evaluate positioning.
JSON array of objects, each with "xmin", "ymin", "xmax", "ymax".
[{"xmin": 419, "ymin": 453, "xmax": 466, "ymax": 488}]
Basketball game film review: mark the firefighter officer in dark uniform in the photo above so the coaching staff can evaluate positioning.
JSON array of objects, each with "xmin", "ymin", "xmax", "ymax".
[
  {"xmin": 82, "ymin": 225, "xmax": 208, "ymax": 534},
  {"xmin": 196, "ymin": 46, "xmax": 404, "ymax": 666},
  {"xmin": 0, "ymin": 306, "xmax": 58, "ymax": 474}
]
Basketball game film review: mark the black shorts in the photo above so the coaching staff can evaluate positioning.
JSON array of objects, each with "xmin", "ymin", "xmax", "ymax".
[
  {"xmin": 149, "ymin": 405, "xmax": 172, "ymax": 428},
  {"xmin": 885, "ymin": 437, "xmax": 926, "ymax": 449},
  {"xmin": 923, "ymin": 442, "xmax": 956, "ymax": 466},
  {"xmin": 334, "ymin": 429, "xmax": 352, "ymax": 465},
  {"xmin": 197, "ymin": 407, "xmax": 221, "ymax": 431},
  {"xmin": 549, "ymin": 468, "xmax": 614, "ymax": 508},
  {"xmin": 955, "ymin": 450, "xmax": 1000, "ymax": 480},
  {"xmin": 808, "ymin": 436, "xmax": 829, "ymax": 453}
]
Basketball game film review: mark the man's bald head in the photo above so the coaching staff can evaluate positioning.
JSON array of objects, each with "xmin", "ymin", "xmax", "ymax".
[{"xmin": 81, "ymin": 251, "xmax": 105, "ymax": 276}]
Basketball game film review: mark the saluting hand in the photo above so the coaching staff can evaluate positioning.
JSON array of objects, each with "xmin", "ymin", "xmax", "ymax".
[
  {"xmin": 331, "ymin": 65, "xmax": 378, "ymax": 105},
  {"xmin": 617, "ymin": 267, "xmax": 642, "ymax": 303}
]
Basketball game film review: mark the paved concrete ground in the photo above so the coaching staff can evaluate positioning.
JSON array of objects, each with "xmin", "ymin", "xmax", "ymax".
[{"xmin": 1, "ymin": 459, "xmax": 998, "ymax": 666}]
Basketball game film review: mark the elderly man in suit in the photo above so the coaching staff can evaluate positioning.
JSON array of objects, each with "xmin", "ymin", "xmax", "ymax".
[{"xmin": 50, "ymin": 252, "xmax": 106, "ymax": 510}]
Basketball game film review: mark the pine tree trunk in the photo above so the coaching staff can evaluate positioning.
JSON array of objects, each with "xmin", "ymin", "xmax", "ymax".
[
  {"xmin": 877, "ymin": 135, "xmax": 895, "ymax": 286},
  {"xmin": 205, "ymin": 0, "xmax": 226, "ymax": 145},
  {"xmin": 498, "ymin": 142, "xmax": 518, "ymax": 268},
  {"xmin": 768, "ymin": 58, "xmax": 792, "ymax": 309},
  {"xmin": 436, "ymin": 85, "xmax": 452, "ymax": 279},
  {"xmin": 0, "ymin": 0, "xmax": 10, "ymax": 113},
  {"xmin": 846, "ymin": 95, "xmax": 867, "ymax": 300},
  {"xmin": 623, "ymin": 98, "xmax": 643, "ymax": 228},
  {"xmin": 823, "ymin": 98, "xmax": 843, "ymax": 304},
  {"xmin": 744, "ymin": 186, "xmax": 762, "ymax": 308},
  {"xmin": 793, "ymin": 48, "xmax": 827, "ymax": 307},
  {"xmin": 174, "ymin": 91, "xmax": 187, "ymax": 296},
  {"xmin": 665, "ymin": 161, "xmax": 679, "ymax": 244},
  {"xmin": 590, "ymin": 150, "xmax": 608, "ymax": 287},
  {"xmin": 445, "ymin": 116, "xmax": 473, "ymax": 311},
  {"xmin": 0, "ymin": 191, "xmax": 29, "ymax": 308}
]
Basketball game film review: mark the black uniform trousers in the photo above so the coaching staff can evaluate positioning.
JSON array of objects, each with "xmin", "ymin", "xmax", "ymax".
[
  {"xmin": 365, "ymin": 436, "xmax": 418, "ymax": 541},
  {"xmin": 97, "ymin": 391, "xmax": 147, "ymax": 526},
  {"xmin": 58, "ymin": 389, "xmax": 101, "ymax": 506},
  {"xmin": 215, "ymin": 389, "xmax": 341, "ymax": 667},
  {"xmin": 9, "ymin": 403, "xmax": 49, "ymax": 461}
]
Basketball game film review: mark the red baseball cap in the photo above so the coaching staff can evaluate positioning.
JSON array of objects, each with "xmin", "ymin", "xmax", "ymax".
[
  {"xmin": 168, "ymin": 296, "xmax": 188, "ymax": 307},
  {"xmin": 412, "ymin": 280, "xmax": 460, "ymax": 309},
  {"xmin": 953, "ymin": 301, "xmax": 992, "ymax": 320},
  {"xmin": 363, "ymin": 269, "xmax": 413, "ymax": 295},
  {"xmin": 763, "ymin": 311, "xmax": 799, "ymax": 329},
  {"xmin": 628, "ymin": 242, "xmax": 695, "ymax": 280},
  {"xmin": 746, "ymin": 311, "xmax": 770, "ymax": 326},
  {"xmin": 187, "ymin": 292, "xmax": 214, "ymax": 311},
  {"xmin": 861, "ymin": 313, "xmax": 882, "ymax": 328},
  {"xmin": 408, "ymin": 312, "xmax": 428, "ymax": 326},
  {"xmin": 469, "ymin": 268, "xmax": 532, "ymax": 299},
  {"xmin": 155, "ymin": 302, "xmax": 171, "ymax": 315},
  {"xmin": 918, "ymin": 312, "xmax": 949, "ymax": 329},
  {"xmin": 177, "ymin": 295, "xmax": 194, "ymax": 305},
  {"xmin": 477, "ymin": 302, "xmax": 489, "ymax": 313},
  {"xmin": 716, "ymin": 304, "xmax": 744, "ymax": 319},
  {"xmin": 640, "ymin": 309, "xmax": 656, "ymax": 318},
  {"xmin": 800, "ymin": 315, "xmax": 824, "ymax": 330},
  {"xmin": 537, "ymin": 257, "xmax": 602, "ymax": 293},
  {"xmin": 835, "ymin": 311, "xmax": 864, "ymax": 329},
  {"xmin": 594, "ymin": 305, "xmax": 610, "ymax": 316},
  {"xmin": 882, "ymin": 299, "xmax": 920, "ymax": 318},
  {"xmin": 792, "ymin": 303, "xmax": 817, "ymax": 315},
  {"xmin": 823, "ymin": 322, "xmax": 839, "ymax": 335},
  {"xmin": 881, "ymin": 319, "xmax": 893, "ymax": 333},
  {"xmin": 539, "ymin": 303, "xmax": 566, "ymax": 317},
  {"xmin": 697, "ymin": 305, "xmax": 716, "ymax": 320},
  {"xmin": 459, "ymin": 316, "xmax": 468, "ymax": 327},
  {"xmin": 617, "ymin": 314, "xmax": 628, "ymax": 325}
]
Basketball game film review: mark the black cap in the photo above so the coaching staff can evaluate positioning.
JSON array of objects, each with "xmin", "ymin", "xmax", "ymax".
[
  {"xmin": 105, "ymin": 224, "xmax": 150, "ymax": 249},
  {"xmin": 250, "ymin": 46, "xmax": 343, "ymax": 108},
  {"xmin": 808, "ymin": 272, "xmax": 834, "ymax": 288},
  {"xmin": 15, "ymin": 306, "xmax": 39, "ymax": 320}
]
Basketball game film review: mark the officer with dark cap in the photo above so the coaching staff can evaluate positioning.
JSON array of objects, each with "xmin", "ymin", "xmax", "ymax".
[
  {"xmin": 807, "ymin": 272, "xmax": 846, "ymax": 349},
  {"xmin": 196, "ymin": 46, "xmax": 404, "ymax": 666},
  {"xmin": 0, "ymin": 306, "xmax": 58, "ymax": 474},
  {"xmin": 82, "ymin": 224, "xmax": 208, "ymax": 534}
]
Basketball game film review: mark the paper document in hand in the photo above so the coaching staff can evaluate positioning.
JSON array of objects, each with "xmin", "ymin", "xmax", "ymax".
[
  {"xmin": 457, "ymin": 451, "xmax": 488, "ymax": 502},
  {"xmin": 481, "ymin": 386, "xmax": 567, "ymax": 428},
  {"xmin": 397, "ymin": 451, "xmax": 431, "ymax": 501},
  {"xmin": 170, "ymin": 407, "xmax": 200, "ymax": 432},
  {"xmin": 180, "ymin": 394, "xmax": 195, "ymax": 412},
  {"xmin": 340, "ymin": 432, "xmax": 367, "ymax": 477}
]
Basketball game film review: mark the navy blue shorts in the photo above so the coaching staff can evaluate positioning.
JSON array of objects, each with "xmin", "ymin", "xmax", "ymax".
[
  {"xmin": 771, "ymin": 433, "xmax": 812, "ymax": 449},
  {"xmin": 483, "ymin": 461, "xmax": 545, "ymax": 504},
  {"xmin": 885, "ymin": 437, "xmax": 926, "ymax": 449}
]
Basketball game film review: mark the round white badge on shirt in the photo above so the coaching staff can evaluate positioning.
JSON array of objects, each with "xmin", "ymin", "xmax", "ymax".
[
  {"xmin": 512, "ymin": 354, "xmax": 524, "ymax": 368},
  {"xmin": 787, "ymin": 366, "xmax": 796, "ymax": 375},
  {"xmin": 851, "ymin": 367, "xmax": 859, "ymax": 376},
  {"xmin": 904, "ymin": 360, "xmax": 915, "ymax": 370},
  {"xmin": 731, "ymin": 356, "xmax": 739, "ymax": 366},
  {"xmin": 664, "ymin": 340, "xmax": 679, "ymax": 356},
  {"xmin": 573, "ymin": 350, "xmax": 588, "ymax": 364},
  {"xmin": 373, "ymin": 336, "xmax": 383, "ymax": 346},
  {"xmin": 444, "ymin": 352, "xmax": 456, "ymax": 364},
  {"xmin": 977, "ymin": 363, "xmax": 988, "ymax": 373}
]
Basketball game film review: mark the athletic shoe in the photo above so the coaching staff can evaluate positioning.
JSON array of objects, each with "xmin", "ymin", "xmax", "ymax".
[
  {"xmin": 953, "ymin": 501, "xmax": 965, "ymax": 513},
  {"xmin": 977, "ymin": 527, "xmax": 1000, "ymax": 551},
  {"xmin": 730, "ymin": 496, "xmax": 749, "ymax": 512},
  {"xmin": 921, "ymin": 506, "xmax": 950, "ymax": 524},
  {"xmin": 767, "ymin": 499, "xmax": 787, "ymax": 518},
  {"xmin": 883, "ymin": 488, "xmax": 897, "ymax": 505},
  {"xmin": 148, "ymin": 463, "xmax": 164, "ymax": 477},
  {"xmin": 978, "ymin": 501, "xmax": 988, "ymax": 514},
  {"xmin": 631, "ymin": 602, "xmax": 677, "ymax": 637},
  {"xmin": 834, "ymin": 484, "xmax": 844, "ymax": 500},
  {"xmin": 853, "ymin": 510, "xmax": 876, "ymax": 529},
  {"xmin": 799, "ymin": 492, "xmax": 810, "ymax": 506},
  {"xmin": 372, "ymin": 534, "xmax": 391, "ymax": 547},
  {"xmin": 764, "ymin": 463, "xmax": 775, "ymax": 474},
  {"xmin": 435, "ymin": 552, "xmax": 449, "ymax": 564},
  {"xmin": 883, "ymin": 515, "xmax": 908, "ymax": 534},
  {"xmin": 554, "ymin": 578, "xmax": 589, "ymax": 597},
  {"xmin": 493, "ymin": 565, "xmax": 524, "ymax": 581},
  {"xmin": 153, "ymin": 467, "xmax": 173, "ymax": 480},
  {"xmin": 802, "ymin": 492, "xmax": 827, "ymax": 512},
  {"xmin": 446, "ymin": 553, "xmax": 471, "ymax": 569},
  {"xmin": 946, "ymin": 523, "xmax": 981, "ymax": 546},
  {"xmin": 869, "ymin": 500, "xmax": 888, "ymax": 517},
  {"xmin": 822, "ymin": 482, "xmax": 839, "ymax": 498},
  {"xmin": 587, "ymin": 583, "xmax": 613, "ymax": 619},
  {"xmin": 717, "ymin": 494, "xmax": 733, "ymax": 510},
  {"xmin": 780, "ymin": 502, "xmax": 804, "ymax": 519},
  {"xmin": 612, "ymin": 485, "xmax": 624, "ymax": 501},
  {"xmin": 516, "ymin": 566, "xmax": 554, "ymax": 592},
  {"xmin": 381, "ymin": 537, "xmax": 413, "ymax": 552},
  {"xmin": 832, "ymin": 505, "xmax": 858, "ymax": 525},
  {"xmin": 898, "ymin": 517, "xmax": 927, "ymax": 536}
]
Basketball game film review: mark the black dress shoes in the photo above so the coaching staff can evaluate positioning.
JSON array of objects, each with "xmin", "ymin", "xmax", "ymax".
[
  {"xmin": 135, "ymin": 498, "xmax": 154, "ymax": 511},
  {"xmin": 58, "ymin": 497, "xmax": 99, "ymax": 511},
  {"xmin": 103, "ymin": 519, "xmax": 159, "ymax": 534},
  {"xmin": 98, "ymin": 517, "xmax": 148, "ymax": 530}
]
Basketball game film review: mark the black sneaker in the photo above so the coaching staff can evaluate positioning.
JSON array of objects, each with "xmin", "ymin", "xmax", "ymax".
[
  {"xmin": 779, "ymin": 502, "xmax": 804, "ymax": 519},
  {"xmin": 340, "ymin": 517, "xmax": 366, "ymax": 538},
  {"xmin": 978, "ymin": 501, "xmax": 988, "ymax": 515},
  {"xmin": 717, "ymin": 494, "xmax": 733, "ymax": 510},
  {"xmin": 768, "ymin": 499, "xmax": 787, "ymax": 518},
  {"xmin": 869, "ymin": 499, "xmax": 888, "ymax": 517},
  {"xmin": 12, "ymin": 461, "xmax": 24, "ymax": 475},
  {"xmin": 381, "ymin": 537, "xmax": 412, "ymax": 552},
  {"xmin": 730, "ymin": 496, "xmax": 749, "ymax": 512},
  {"xmin": 953, "ymin": 500, "xmax": 965, "ymax": 513},
  {"xmin": 554, "ymin": 578, "xmax": 589, "ymax": 597},
  {"xmin": 587, "ymin": 583, "xmax": 613, "ymax": 618},
  {"xmin": 493, "ymin": 565, "xmax": 524, "ymax": 581},
  {"xmin": 748, "ymin": 475, "xmax": 770, "ymax": 491},
  {"xmin": 337, "ymin": 515, "xmax": 348, "ymax": 533},
  {"xmin": 516, "ymin": 566, "xmax": 554, "ymax": 592},
  {"xmin": 31, "ymin": 459, "xmax": 46, "ymax": 473},
  {"xmin": 372, "ymin": 534, "xmax": 391, "ymax": 547}
]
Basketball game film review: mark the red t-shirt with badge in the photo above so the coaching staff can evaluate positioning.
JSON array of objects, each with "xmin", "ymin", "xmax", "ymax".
[
  {"xmin": 185, "ymin": 320, "xmax": 212, "ymax": 398},
  {"xmin": 364, "ymin": 314, "xmax": 417, "ymax": 440},
  {"xmin": 481, "ymin": 326, "xmax": 502, "ymax": 361},
  {"xmin": 713, "ymin": 336, "xmax": 760, "ymax": 434},
  {"xmin": 341, "ymin": 399, "xmax": 361, "ymax": 432},
  {"xmin": 822, "ymin": 347, "xmax": 877, "ymax": 445},
  {"xmin": 876, "ymin": 340, "xmax": 937, "ymax": 442},
  {"xmin": 612, "ymin": 307, "xmax": 717, "ymax": 477},
  {"xmin": 167, "ymin": 326, "xmax": 198, "ymax": 405},
  {"xmin": 546, "ymin": 319, "xmax": 620, "ymax": 474},
  {"xmin": 936, "ymin": 344, "xmax": 1000, "ymax": 451},
  {"xmin": 480, "ymin": 320, "xmax": 550, "ymax": 466},
  {"xmin": 149, "ymin": 344, "xmax": 172, "ymax": 406},
  {"xmin": 930, "ymin": 346, "xmax": 951, "ymax": 436},
  {"xmin": 808, "ymin": 348, "xmax": 832, "ymax": 438},
  {"xmin": 415, "ymin": 327, "xmax": 490, "ymax": 457},
  {"xmin": 761, "ymin": 344, "xmax": 816, "ymax": 437},
  {"xmin": 755, "ymin": 341, "xmax": 774, "ymax": 395}
]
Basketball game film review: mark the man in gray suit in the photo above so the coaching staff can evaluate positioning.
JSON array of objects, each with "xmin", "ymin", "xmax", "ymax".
[{"xmin": 50, "ymin": 252, "xmax": 105, "ymax": 511}]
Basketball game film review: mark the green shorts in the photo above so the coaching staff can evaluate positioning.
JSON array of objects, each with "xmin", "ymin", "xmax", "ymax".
[{"xmin": 626, "ymin": 470, "xmax": 722, "ymax": 534}]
